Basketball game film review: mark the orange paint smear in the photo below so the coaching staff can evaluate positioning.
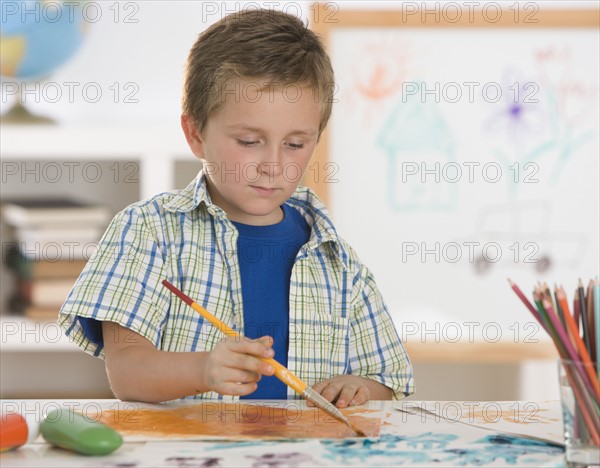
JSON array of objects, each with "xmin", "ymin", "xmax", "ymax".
[
  {"xmin": 461, "ymin": 408, "xmax": 560, "ymax": 425},
  {"xmin": 98, "ymin": 403, "xmax": 381, "ymax": 440}
]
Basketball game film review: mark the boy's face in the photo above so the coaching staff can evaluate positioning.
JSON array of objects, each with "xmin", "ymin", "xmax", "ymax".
[{"xmin": 182, "ymin": 80, "xmax": 321, "ymax": 226}]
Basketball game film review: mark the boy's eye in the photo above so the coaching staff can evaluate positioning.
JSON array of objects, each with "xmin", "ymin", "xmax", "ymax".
[
  {"xmin": 237, "ymin": 139, "xmax": 259, "ymax": 147},
  {"xmin": 287, "ymin": 143, "xmax": 304, "ymax": 150}
]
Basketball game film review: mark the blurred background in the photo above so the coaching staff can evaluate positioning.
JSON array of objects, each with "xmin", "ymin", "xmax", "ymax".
[{"xmin": 1, "ymin": 1, "xmax": 598, "ymax": 401}]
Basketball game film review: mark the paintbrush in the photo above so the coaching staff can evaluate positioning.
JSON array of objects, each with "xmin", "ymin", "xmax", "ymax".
[{"xmin": 162, "ymin": 280, "xmax": 367, "ymax": 437}]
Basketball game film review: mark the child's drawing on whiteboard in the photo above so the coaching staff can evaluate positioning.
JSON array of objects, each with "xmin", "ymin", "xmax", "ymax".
[
  {"xmin": 485, "ymin": 54, "xmax": 598, "ymax": 198},
  {"xmin": 483, "ymin": 68, "xmax": 551, "ymax": 199},
  {"xmin": 377, "ymin": 82, "xmax": 457, "ymax": 212},
  {"xmin": 484, "ymin": 69, "xmax": 547, "ymax": 141},
  {"xmin": 453, "ymin": 201, "xmax": 587, "ymax": 276},
  {"xmin": 534, "ymin": 44, "xmax": 598, "ymax": 182},
  {"xmin": 338, "ymin": 36, "xmax": 413, "ymax": 128}
]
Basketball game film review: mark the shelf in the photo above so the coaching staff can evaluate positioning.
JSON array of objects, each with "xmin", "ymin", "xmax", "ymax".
[
  {"xmin": 1, "ymin": 125, "xmax": 190, "ymax": 156},
  {"xmin": 1, "ymin": 124, "xmax": 193, "ymax": 199},
  {"xmin": 1, "ymin": 125, "xmax": 206, "ymax": 346},
  {"xmin": 404, "ymin": 340, "xmax": 558, "ymax": 363},
  {"xmin": 0, "ymin": 316, "xmax": 82, "ymax": 352}
]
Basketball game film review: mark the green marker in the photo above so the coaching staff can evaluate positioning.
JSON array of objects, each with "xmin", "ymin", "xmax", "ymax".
[{"xmin": 40, "ymin": 409, "xmax": 122, "ymax": 456}]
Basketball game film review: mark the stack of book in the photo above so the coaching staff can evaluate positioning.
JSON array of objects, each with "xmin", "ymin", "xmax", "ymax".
[{"xmin": 1, "ymin": 198, "xmax": 111, "ymax": 321}]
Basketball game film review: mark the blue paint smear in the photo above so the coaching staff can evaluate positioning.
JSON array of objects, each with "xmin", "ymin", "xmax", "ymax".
[
  {"xmin": 321, "ymin": 433, "xmax": 457, "ymax": 465},
  {"xmin": 475, "ymin": 434, "xmax": 560, "ymax": 447},
  {"xmin": 320, "ymin": 432, "xmax": 564, "ymax": 466},
  {"xmin": 441, "ymin": 434, "xmax": 564, "ymax": 467},
  {"xmin": 203, "ymin": 440, "xmax": 285, "ymax": 451}
]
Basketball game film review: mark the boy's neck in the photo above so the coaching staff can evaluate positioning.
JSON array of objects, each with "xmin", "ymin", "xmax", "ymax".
[{"xmin": 229, "ymin": 206, "xmax": 284, "ymax": 226}]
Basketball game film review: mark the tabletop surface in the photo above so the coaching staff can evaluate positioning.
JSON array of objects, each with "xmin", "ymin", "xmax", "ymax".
[{"xmin": 1, "ymin": 399, "xmax": 566, "ymax": 467}]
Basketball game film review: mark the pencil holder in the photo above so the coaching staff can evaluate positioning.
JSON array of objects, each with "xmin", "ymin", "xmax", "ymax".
[{"xmin": 558, "ymin": 359, "xmax": 600, "ymax": 467}]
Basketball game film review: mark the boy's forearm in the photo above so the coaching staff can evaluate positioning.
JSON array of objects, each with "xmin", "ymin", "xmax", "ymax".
[{"xmin": 106, "ymin": 347, "xmax": 211, "ymax": 403}]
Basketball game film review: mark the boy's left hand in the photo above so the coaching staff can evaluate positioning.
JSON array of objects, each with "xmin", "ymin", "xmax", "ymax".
[{"xmin": 307, "ymin": 375, "xmax": 371, "ymax": 408}]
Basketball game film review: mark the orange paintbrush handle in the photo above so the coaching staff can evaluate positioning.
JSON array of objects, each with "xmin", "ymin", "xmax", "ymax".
[
  {"xmin": 164, "ymin": 280, "xmax": 309, "ymax": 396},
  {"xmin": 188, "ymin": 301, "xmax": 308, "ymax": 393},
  {"xmin": 188, "ymin": 301, "xmax": 239, "ymax": 338},
  {"xmin": 270, "ymin": 363, "xmax": 308, "ymax": 394}
]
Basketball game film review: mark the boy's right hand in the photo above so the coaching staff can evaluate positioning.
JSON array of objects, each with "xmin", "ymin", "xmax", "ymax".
[{"xmin": 203, "ymin": 335, "xmax": 275, "ymax": 396}]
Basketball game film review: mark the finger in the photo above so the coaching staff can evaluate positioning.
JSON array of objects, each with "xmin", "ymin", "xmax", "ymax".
[
  {"xmin": 249, "ymin": 335, "xmax": 274, "ymax": 355},
  {"xmin": 350, "ymin": 387, "xmax": 370, "ymax": 406},
  {"xmin": 217, "ymin": 381, "xmax": 258, "ymax": 397},
  {"xmin": 312, "ymin": 380, "xmax": 330, "ymax": 394},
  {"xmin": 260, "ymin": 361, "xmax": 275, "ymax": 376},
  {"xmin": 307, "ymin": 380, "xmax": 331, "ymax": 407},
  {"xmin": 321, "ymin": 382, "xmax": 343, "ymax": 404},
  {"xmin": 228, "ymin": 353, "xmax": 275, "ymax": 377},
  {"xmin": 256, "ymin": 335, "xmax": 274, "ymax": 347},
  {"xmin": 336, "ymin": 385, "xmax": 359, "ymax": 408},
  {"xmin": 226, "ymin": 336, "xmax": 274, "ymax": 359},
  {"xmin": 205, "ymin": 367, "xmax": 258, "ymax": 392},
  {"xmin": 219, "ymin": 368, "xmax": 262, "ymax": 384},
  {"xmin": 306, "ymin": 382, "xmax": 340, "ymax": 407}
]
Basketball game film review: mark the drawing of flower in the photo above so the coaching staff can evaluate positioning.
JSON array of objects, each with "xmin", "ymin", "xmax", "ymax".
[{"xmin": 483, "ymin": 68, "xmax": 548, "ymax": 142}]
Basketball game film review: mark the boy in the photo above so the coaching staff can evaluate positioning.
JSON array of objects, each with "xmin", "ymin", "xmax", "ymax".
[{"xmin": 58, "ymin": 9, "xmax": 413, "ymax": 406}]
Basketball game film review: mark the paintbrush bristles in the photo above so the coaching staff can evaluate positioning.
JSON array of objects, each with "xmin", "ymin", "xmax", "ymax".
[
  {"xmin": 303, "ymin": 387, "xmax": 367, "ymax": 437},
  {"xmin": 348, "ymin": 421, "xmax": 367, "ymax": 437}
]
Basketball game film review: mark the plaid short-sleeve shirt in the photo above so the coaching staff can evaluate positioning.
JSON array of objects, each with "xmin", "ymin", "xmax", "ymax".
[{"xmin": 58, "ymin": 172, "xmax": 414, "ymax": 400}]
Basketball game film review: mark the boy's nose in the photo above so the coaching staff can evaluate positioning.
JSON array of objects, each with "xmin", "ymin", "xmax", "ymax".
[{"xmin": 258, "ymin": 146, "xmax": 284, "ymax": 178}]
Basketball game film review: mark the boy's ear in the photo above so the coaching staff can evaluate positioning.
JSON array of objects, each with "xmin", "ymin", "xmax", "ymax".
[{"xmin": 181, "ymin": 114, "xmax": 204, "ymax": 159}]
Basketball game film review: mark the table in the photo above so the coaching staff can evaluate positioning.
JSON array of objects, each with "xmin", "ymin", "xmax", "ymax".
[{"xmin": 1, "ymin": 399, "xmax": 566, "ymax": 467}]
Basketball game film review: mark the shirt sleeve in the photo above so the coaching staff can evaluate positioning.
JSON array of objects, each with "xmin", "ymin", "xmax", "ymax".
[
  {"xmin": 349, "ymin": 264, "xmax": 415, "ymax": 400},
  {"xmin": 58, "ymin": 205, "xmax": 169, "ymax": 358}
]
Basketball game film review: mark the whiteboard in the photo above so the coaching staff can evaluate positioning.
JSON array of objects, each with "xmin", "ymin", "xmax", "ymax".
[{"xmin": 321, "ymin": 16, "xmax": 599, "ymax": 340}]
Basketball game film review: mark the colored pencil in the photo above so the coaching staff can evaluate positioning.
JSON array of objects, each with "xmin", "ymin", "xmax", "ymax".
[
  {"xmin": 533, "ymin": 288, "xmax": 552, "ymax": 332},
  {"xmin": 541, "ymin": 298, "xmax": 598, "ymax": 398},
  {"xmin": 559, "ymin": 284, "xmax": 578, "ymax": 347},
  {"xmin": 574, "ymin": 294, "xmax": 581, "ymax": 333},
  {"xmin": 543, "ymin": 282, "xmax": 555, "ymax": 311},
  {"xmin": 586, "ymin": 279, "xmax": 596, "ymax": 363},
  {"xmin": 509, "ymin": 278, "xmax": 600, "ymax": 446},
  {"xmin": 542, "ymin": 299, "xmax": 600, "ymax": 445},
  {"xmin": 161, "ymin": 279, "xmax": 366, "ymax": 437},
  {"xmin": 553, "ymin": 284, "xmax": 566, "ymax": 328},
  {"xmin": 507, "ymin": 279, "xmax": 542, "ymax": 321},
  {"xmin": 578, "ymin": 279, "xmax": 593, "ymax": 358},
  {"xmin": 555, "ymin": 288, "xmax": 600, "ymax": 401},
  {"xmin": 594, "ymin": 279, "xmax": 599, "ymax": 376},
  {"xmin": 533, "ymin": 288, "xmax": 562, "ymax": 352}
]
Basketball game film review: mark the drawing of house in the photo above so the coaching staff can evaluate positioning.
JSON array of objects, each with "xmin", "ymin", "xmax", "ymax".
[{"xmin": 377, "ymin": 83, "xmax": 457, "ymax": 211}]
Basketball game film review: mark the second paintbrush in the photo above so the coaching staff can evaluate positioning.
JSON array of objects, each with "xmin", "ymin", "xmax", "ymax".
[{"xmin": 161, "ymin": 279, "xmax": 367, "ymax": 437}]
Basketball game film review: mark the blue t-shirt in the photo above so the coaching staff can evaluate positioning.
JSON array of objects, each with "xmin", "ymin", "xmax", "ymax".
[{"xmin": 234, "ymin": 203, "xmax": 310, "ymax": 399}]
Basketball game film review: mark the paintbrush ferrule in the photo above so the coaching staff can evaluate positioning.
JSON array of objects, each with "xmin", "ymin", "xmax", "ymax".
[{"xmin": 302, "ymin": 387, "xmax": 366, "ymax": 437}]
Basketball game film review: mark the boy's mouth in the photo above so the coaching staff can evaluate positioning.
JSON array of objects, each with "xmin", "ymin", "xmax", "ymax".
[{"xmin": 250, "ymin": 186, "xmax": 279, "ymax": 195}]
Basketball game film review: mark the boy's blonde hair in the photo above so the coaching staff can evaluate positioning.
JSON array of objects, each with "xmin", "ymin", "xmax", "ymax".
[{"xmin": 182, "ymin": 9, "xmax": 334, "ymax": 137}]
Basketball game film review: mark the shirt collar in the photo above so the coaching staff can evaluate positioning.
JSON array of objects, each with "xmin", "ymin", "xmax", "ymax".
[
  {"xmin": 164, "ymin": 170, "xmax": 349, "ymax": 268},
  {"xmin": 163, "ymin": 171, "xmax": 224, "ymax": 217},
  {"xmin": 285, "ymin": 187, "xmax": 349, "ymax": 268}
]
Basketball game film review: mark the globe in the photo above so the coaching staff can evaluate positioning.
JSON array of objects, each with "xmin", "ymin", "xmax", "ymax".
[{"xmin": 0, "ymin": 0, "xmax": 89, "ymax": 123}]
